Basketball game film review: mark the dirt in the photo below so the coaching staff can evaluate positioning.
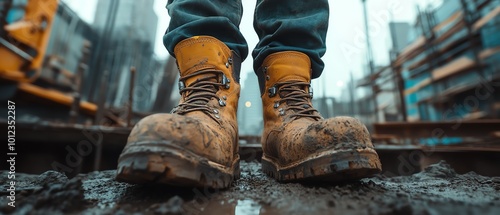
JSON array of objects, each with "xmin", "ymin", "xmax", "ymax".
[{"xmin": 1, "ymin": 160, "xmax": 500, "ymax": 215}]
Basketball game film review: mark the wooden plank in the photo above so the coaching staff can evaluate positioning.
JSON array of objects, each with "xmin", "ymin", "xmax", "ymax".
[
  {"xmin": 400, "ymin": 36, "xmax": 426, "ymax": 58},
  {"xmin": 479, "ymin": 46, "xmax": 500, "ymax": 59},
  {"xmin": 473, "ymin": 5, "xmax": 500, "ymax": 31},
  {"xmin": 433, "ymin": 20, "xmax": 465, "ymax": 45},
  {"xmin": 433, "ymin": 11, "xmax": 463, "ymax": 32},
  {"xmin": 463, "ymin": 111, "xmax": 488, "ymax": 120},
  {"xmin": 374, "ymin": 120, "xmax": 500, "ymax": 139},
  {"xmin": 403, "ymin": 77, "xmax": 431, "ymax": 96},
  {"xmin": 395, "ymin": 36, "xmax": 426, "ymax": 67},
  {"xmin": 407, "ymin": 35, "xmax": 469, "ymax": 72},
  {"xmin": 407, "ymin": 116, "xmax": 420, "ymax": 122},
  {"xmin": 431, "ymin": 56, "xmax": 475, "ymax": 81}
]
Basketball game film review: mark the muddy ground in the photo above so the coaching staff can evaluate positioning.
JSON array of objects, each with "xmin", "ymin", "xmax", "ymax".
[{"xmin": 1, "ymin": 161, "xmax": 500, "ymax": 215}]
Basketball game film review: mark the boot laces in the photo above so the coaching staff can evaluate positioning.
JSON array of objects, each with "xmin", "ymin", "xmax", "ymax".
[
  {"xmin": 173, "ymin": 69, "xmax": 226, "ymax": 122},
  {"xmin": 276, "ymin": 81, "xmax": 321, "ymax": 120}
]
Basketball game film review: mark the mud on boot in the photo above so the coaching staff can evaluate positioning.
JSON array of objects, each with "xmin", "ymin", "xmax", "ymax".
[
  {"xmin": 116, "ymin": 36, "xmax": 241, "ymax": 189},
  {"xmin": 258, "ymin": 51, "xmax": 382, "ymax": 182}
]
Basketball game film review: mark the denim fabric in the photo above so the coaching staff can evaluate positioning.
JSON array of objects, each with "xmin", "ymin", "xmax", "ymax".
[
  {"xmin": 163, "ymin": 0, "xmax": 248, "ymax": 60},
  {"xmin": 163, "ymin": 0, "xmax": 329, "ymax": 79}
]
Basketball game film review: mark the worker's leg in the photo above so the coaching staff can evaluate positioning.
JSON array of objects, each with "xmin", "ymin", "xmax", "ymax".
[
  {"xmin": 116, "ymin": 0, "xmax": 244, "ymax": 188},
  {"xmin": 163, "ymin": 0, "xmax": 248, "ymax": 62},
  {"xmin": 253, "ymin": 0, "xmax": 382, "ymax": 182},
  {"xmin": 252, "ymin": 0, "xmax": 329, "ymax": 79}
]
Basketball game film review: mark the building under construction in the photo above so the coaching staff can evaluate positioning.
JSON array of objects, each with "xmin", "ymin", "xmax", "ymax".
[{"xmin": 355, "ymin": 0, "xmax": 500, "ymax": 145}]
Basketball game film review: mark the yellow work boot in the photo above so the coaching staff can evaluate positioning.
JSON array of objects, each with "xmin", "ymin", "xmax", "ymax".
[
  {"xmin": 259, "ymin": 51, "xmax": 382, "ymax": 182},
  {"xmin": 116, "ymin": 36, "xmax": 241, "ymax": 188}
]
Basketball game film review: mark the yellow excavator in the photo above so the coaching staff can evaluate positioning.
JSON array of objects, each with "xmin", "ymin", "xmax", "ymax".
[{"xmin": 0, "ymin": 0, "xmax": 96, "ymax": 115}]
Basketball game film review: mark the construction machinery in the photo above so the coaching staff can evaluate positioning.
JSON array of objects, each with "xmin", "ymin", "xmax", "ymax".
[{"xmin": 0, "ymin": 0, "xmax": 97, "ymax": 116}]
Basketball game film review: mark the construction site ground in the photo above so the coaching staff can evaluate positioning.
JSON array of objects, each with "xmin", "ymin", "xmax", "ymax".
[{"xmin": 1, "ymin": 160, "xmax": 500, "ymax": 215}]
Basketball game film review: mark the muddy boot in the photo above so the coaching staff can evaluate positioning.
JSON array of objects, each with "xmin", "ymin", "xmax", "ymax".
[
  {"xmin": 259, "ymin": 51, "xmax": 382, "ymax": 182},
  {"xmin": 116, "ymin": 36, "xmax": 241, "ymax": 188}
]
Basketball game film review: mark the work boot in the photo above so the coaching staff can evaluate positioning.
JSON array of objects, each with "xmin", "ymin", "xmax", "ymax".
[
  {"xmin": 116, "ymin": 36, "xmax": 241, "ymax": 188},
  {"xmin": 259, "ymin": 51, "xmax": 382, "ymax": 182}
]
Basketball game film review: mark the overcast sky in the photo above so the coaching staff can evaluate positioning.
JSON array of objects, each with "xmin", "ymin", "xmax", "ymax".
[{"xmin": 62, "ymin": 0, "xmax": 440, "ymax": 98}]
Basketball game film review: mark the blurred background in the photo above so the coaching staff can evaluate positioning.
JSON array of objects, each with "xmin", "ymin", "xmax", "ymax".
[{"xmin": 1, "ymin": 0, "xmax": 499, "ymax": 177}]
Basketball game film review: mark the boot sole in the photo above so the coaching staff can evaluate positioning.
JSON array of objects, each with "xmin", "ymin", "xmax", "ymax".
[
  {"xmin": 261, "ymin": 148, "xmax": 382, "ymax": 182},
  {"xmin": 115, "ymin": 142, "xmax": 240, "ymax": 189}
]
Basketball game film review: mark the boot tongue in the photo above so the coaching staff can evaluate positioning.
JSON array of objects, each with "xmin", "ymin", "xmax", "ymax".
[
  {"xmin": 259, "ymin": 51, "xmax": 319, "ymax": 119},
  {"xmin": 174, "ymin": 36, "xmax": 231, "ymax": 87},
  {"xmin": 172, "ymin": 36, "xmax": 234, "ymax": 110},
  {"xmin": 263, "ymin": 51, "xmax": 311, "ymax": 85},
  {"xmin": 268, "ymin": 58, "xmax": 311, "ymax": 99},
  {"xmin": 269, "ymin": 65, "xmax": 311, "ymax": 104},
  {"xmin": 262, "ymin": 51, "xmax": 312, "ymax": 106}
]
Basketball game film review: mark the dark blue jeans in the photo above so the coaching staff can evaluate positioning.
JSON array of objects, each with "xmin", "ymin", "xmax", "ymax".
[{"xmin": 164, "ymin": 0, "xmax": 329, "ymax": 79}]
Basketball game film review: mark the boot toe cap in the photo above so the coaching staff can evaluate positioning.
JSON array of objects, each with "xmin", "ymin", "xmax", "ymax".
[
  {"xmin": 121, "ymin": 113, "xmax": 234, "ymax": 166},
  {"xmin": 304, "ymin": 116, "xmax": 373, "ymax": 151}
]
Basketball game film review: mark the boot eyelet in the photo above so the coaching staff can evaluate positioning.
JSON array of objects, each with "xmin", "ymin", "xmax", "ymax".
[
  {"xmin": 268, "ymin": 86, "xmax": 277, "ymax": 97},
  {"xmin": 274, "ymin": 102, "xmax": 280, "ymax": 109},
  {"xmin": 266, "ymin": 75, "xmax": 270, "ymax": 81},
  {"xmin": 219, "ymin": 99, "xmax": 227, "ymax": 107},
  {"xmin": 215, "ymin": 114, "xmax": 221, "ymax": 119},
  {"xmin": 222, "ymin": 96, "xmax": 227, "ymax": 100},
  {"xmin": 309, "ymin": 87, "xmax": 314, "ymax": 98},
  {"xmin": 278, "ymin": 108, "xmax": 285, "ymax": 116},
  {"xmin": 178, "ymin": 81, "xmax": 185, "ymax": 92},
  {"xmin": 222, "ymin": 75, "xmax": 231, "ymax": 89},
  {"xmin": 225, "ymin": 62, "xmax": 230, "ymax": 68},
  {"xmin": 228, "ymin": 57, "xmax": 233, "ymax": 65},
  {"xmin": 213, "ymin": 109, "xmax": 219, "ymax": 114}
]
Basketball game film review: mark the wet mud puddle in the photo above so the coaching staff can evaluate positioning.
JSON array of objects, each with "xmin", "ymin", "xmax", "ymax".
[{"xmin": 1, "ymin": 161, "xmax": 500, "ymax": 215}]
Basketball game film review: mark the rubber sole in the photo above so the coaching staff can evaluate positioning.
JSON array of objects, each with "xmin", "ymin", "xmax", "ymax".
[
  {"xmin": 115, "ymin": 142, "xmax": 240, "ymax": 189},
  {"xmin": 261, "ymin": 148, "xmax": 382, "ymax": 182}
]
